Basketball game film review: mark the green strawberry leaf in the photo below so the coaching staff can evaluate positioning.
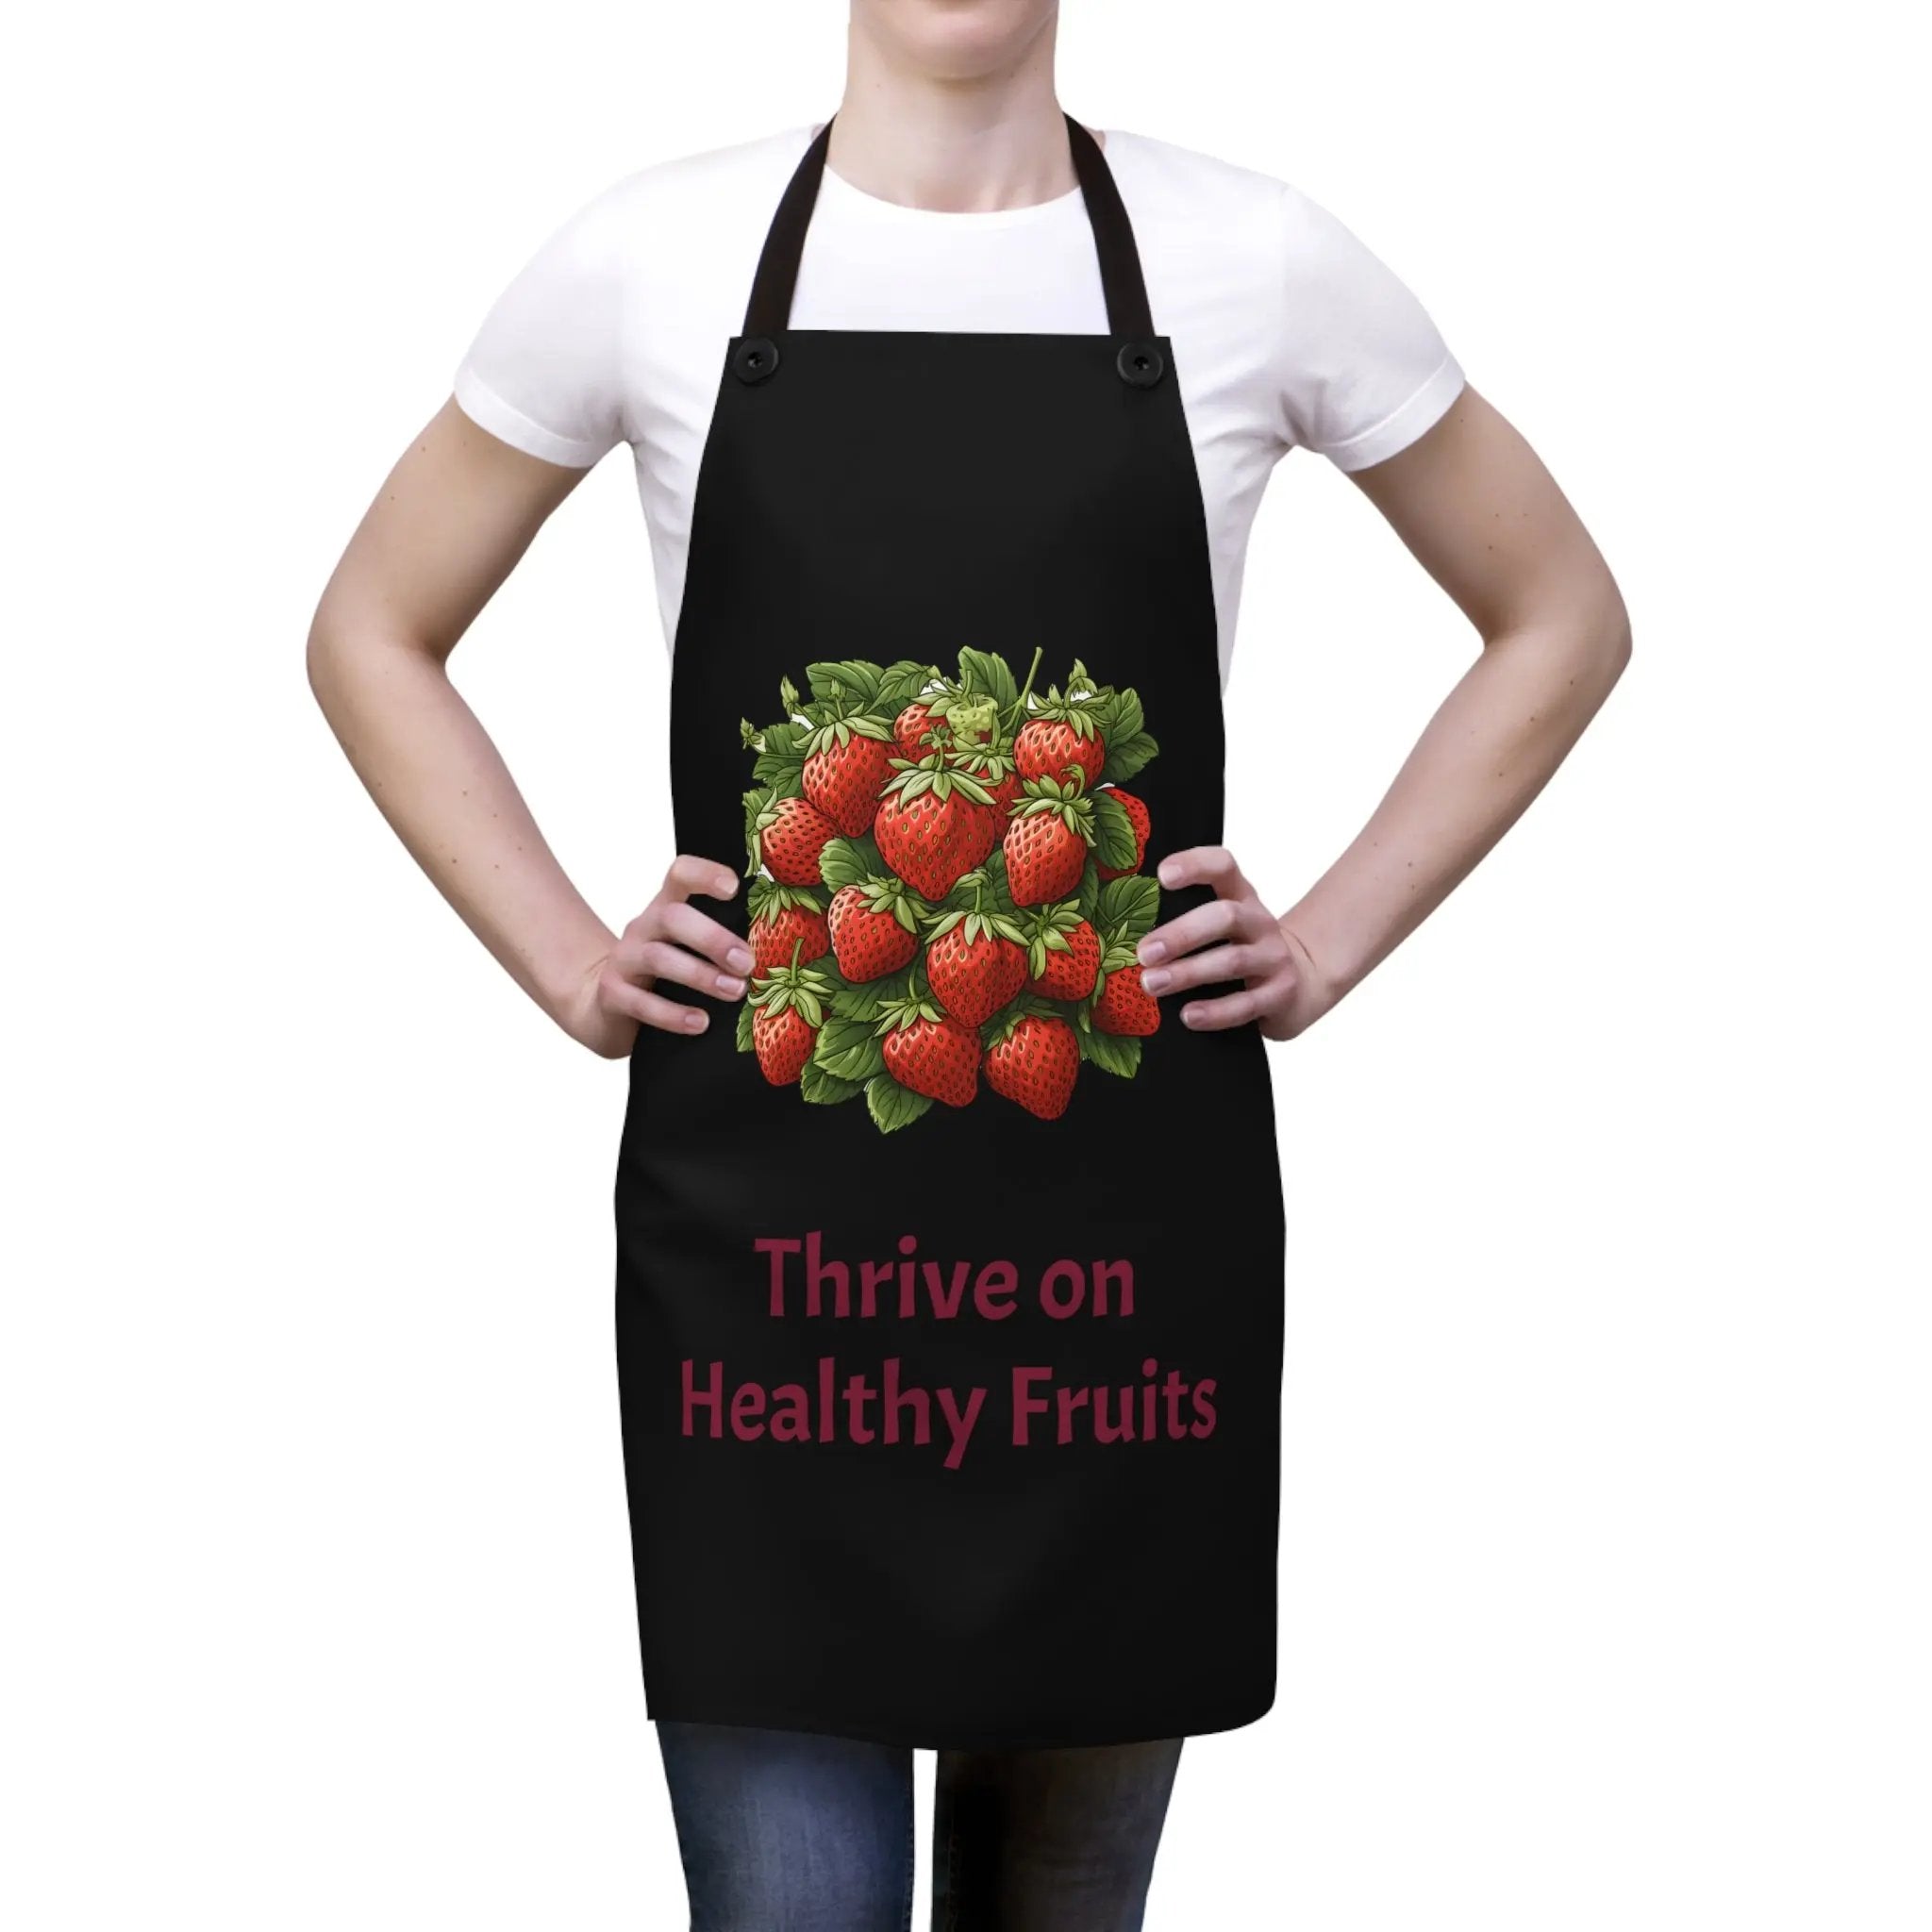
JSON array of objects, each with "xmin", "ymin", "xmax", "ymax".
[
  {"xmin": 814, "ymin": 1016, "xmax": 889, "ymax": 1084},
  {"xmin": 751, "ymin": 719, "xmax": 811, "ymax": 795},
  {"xmin": 800, "ymin": 1061, "xmax": 866, "ymax": 1106},
  {"xmin": 1091, "ymin": 792, "xmax": 1139, "ymax": 872},
  {"xmin": 832, "ymin": 979, "xmax": 891, "ymax": 1023},
  {"xmin": 819, "ymin": 833, "xmax": 888, "ymax": 888},
  {"xmin": 957, "ymin": 647, "xmax": 1019, "ymax": 712},
  {"xmin": 1078, "ymin": 1029, "xmax": 1142, "ymax": 1078},
  {"xmin": 1100, "ymin": 730, "xmax": 1158, "ymax": 785},
  {"xmin": 742, "ymin": 786, "xmax": 774, "ymax": 874},
  {"xmin": 1097, "ymin": 874, "xmax": 1161, "ymax": 944},
  {"xmin": 747, "ymin": 878, "xmax": 826, "ymax": 921},
  {"xmin": 1091, "ymin": 687, "xmax": 1144, "ymax": 743},
  {"xmin": 866, "ymin": 1072, "xmax": 934, "ymax": 1133},
  {"xmin": 734, "ymin": 1000, "xmax": 756, "ymax": 1052},
  {"xmin": 874, "ymin": 659, "xmax": 938, "ymax": 709},
  {"xmin": 806, "ymin": 660, "xmax": 885, "ymax": 706},
  {"xmin": 979, "ymin": 849, "xmax": 1018, "ymax": 913},
  {"xmin": 1075, "ymin": 858, "xmax": 1102, "ymax": 920}
]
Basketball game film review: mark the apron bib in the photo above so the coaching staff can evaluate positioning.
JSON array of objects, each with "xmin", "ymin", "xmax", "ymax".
[{"xmin": 616, "ymin": 118, "xmax": 1287, "ymax": 1749}]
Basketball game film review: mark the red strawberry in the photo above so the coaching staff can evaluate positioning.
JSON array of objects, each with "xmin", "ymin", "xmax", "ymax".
[
  {"xmin": 752, "ymin": 1005, "xmax": 816, "ymax": 1085},
  {"xmin": 878, "ymin": 1004, "xmax": 980, "ymax": 1108},
  {"xmin": 895, "ymin": 700, "xmax": 941, "ymax": 758},
  {"xmin": 749, "ymin": 794, "xmax": 838, "ymax": 887},
  {"xmin": 1095, "ymin": 787, "xmax": 1151, "ymax": 880},
  {"xmin": 1015, "ymin": 717, "xmax": 1105, "ymax": 791},
  {"xmin": 874, "ymin": 757, "xmax": 1000, "ymax": 901},
  {"xmin": 745, "ymin": 943, "xmax": 838, "ymax": 1085},
  {"xmin": 924, "ymin": 881, "xmax": 1028, "ymax": 1027},
  {"xmin": 803, "ymin": 719, "xmax": 896, "ymax": 837},
  {"xmin": 827, "ymin": 876, "xmax": 922, "ymax": 982},
  {"xmin": 1004, "ymin": 773, "xmax": 1096, "ymax": 908},
  {"xmin": 746, "ymin": 882, "xmax": 830, "ymax": 974},
  {"xmin": 1092, "ymin": 961, "xmax": 1162, "ymax": 1038},
  {"xmin": 986, "ymin": 1010, "xmax": 1079, "ymax": 1121},
  {"xmin": 1014, "ymin": 665, "xmax": 1107, "ymax": 790},
  {"xmin": 1020, "ymin": 905, "xmax": 1102, "ymax": 1002}
]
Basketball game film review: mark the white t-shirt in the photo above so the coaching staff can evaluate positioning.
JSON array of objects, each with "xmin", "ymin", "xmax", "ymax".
[{"xmin": 455, "ymin": 125, "xmax": 1466, "ymax": 685}]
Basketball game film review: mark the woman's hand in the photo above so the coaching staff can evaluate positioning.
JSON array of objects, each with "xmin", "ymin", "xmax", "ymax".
[
  {"xmin": 566, "ymin": 857, "xmax": 752, "ymax": 1058},
  {"xmin": 1136, "ymin": 847, "xmax": 1337, "ymax": 1041}
]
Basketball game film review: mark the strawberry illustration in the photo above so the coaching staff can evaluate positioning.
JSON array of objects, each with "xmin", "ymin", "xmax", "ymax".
[
  {"xmin": 827, "ymin": 875, "xmax": 923, "ymax": 982},
  {"xmin": 922, "ymin": 872, "xmax": 1027, "ymax": 1026},
  {"xmin": 1091, "ymin": 948, "xmax": 1162, "ymax": 1038},
  {"xmin": 985, "ymin": 1008, "xmax": 1080, "ymax": 1122},
  {"xmin": 736, "ymin": 649, "xmax": 1162, "ymax": 1131},
  {"xmin": 802, "ymin": 715, "xmax": 896, "ymax": 837},
  {"xmin": 876, "ymin": 990, "xmax": 979, "ymax": 1107},
  {"xmin": 747, "ymin": 942, "xmax": 838, "ymax": 1086},
  {"xmin": 1019, "ymin": 902, "xmax": 1102, "ymax": 1001},
  {"xmin": 1004, "ymin": 771, "xmax": 1097, "ymax": 907},
  {"xmin": 746, "ymin": 880, "xmax": 830, "ymax": 974},
  {"xmin": 747, "ymin": 792, "xmax": 838, "ymax": 886},
  {"xmin": 1095, "ymin": 787, "xmax": 1151, "ymax": 880},
  {"xmin": 874, "ymin": 754, "xmax": 1000, "ymax": 901},
  {"xmin": 1014, "ymin": 662, "xmax": 1107, "ymax": 790}
]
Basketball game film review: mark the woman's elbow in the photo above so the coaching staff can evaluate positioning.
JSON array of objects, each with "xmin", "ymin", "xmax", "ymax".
[
  {"xmin": 305, "ymin": 598, "xmax": 365, "ymax": 724},
  {"xmin": 1597, "ymin": 592, "xmax": 1633, "ymax": 689}
]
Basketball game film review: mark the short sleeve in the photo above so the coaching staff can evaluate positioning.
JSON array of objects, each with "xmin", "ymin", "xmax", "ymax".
[
  {"xmin": 1274, "ymin": 183, "xmax": 1466, "ymax": 472},
  {"xmin": 453, "ymin": 188, "xmax": 630, "ymax": 469}
]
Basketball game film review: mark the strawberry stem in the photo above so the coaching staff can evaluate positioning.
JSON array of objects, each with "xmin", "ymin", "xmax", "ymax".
[{"xmin": 1008, "ymin": 647, "xmax": 1043, "ymax": 727}]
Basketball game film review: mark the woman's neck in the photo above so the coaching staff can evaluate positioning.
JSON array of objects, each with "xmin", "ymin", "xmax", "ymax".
[{"xmin": 829, "ymin": 11, "xmax": 1075, "ymax": 213}]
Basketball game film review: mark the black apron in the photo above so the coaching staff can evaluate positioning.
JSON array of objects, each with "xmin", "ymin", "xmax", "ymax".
[{"xmin": 615, "ymin": 116, "xmax": 1287, "ymax": 1750}]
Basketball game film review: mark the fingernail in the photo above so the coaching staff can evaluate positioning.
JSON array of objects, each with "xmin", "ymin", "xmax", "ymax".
[
  {"xmin": 727, "ymin": 946, "xmax": 754, "ymax": 973},
  {"xmin": 684, "ymin": 1010, "xmax": 708, "ymax": 1033},
  {"xmin": 716, "ymin": 974, "xmax": 745, "ymax": 997},
  {"xmin": 1139, "ymin": 938, "xmax": 1167, "ymax": 965},
  {"xmin": 1181, "ymin": 1006, "xmax": 1203, "ymax": 1028},
  {"xmin": 1141, "ymin": 967, "xmax": 1170, "ymax": 994},
  {"xmin": 1158, "ymin": 861, "xmax": 1182, "ymax": 887}
]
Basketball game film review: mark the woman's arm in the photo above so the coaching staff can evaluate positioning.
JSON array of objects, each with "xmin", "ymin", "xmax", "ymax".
[
  {"xmin": 308, "ymin": 400, "xmax": 751, "ymax": 1058},
  {"xmin": 1139, "ymin": 383, "xmax": 1631, "ymax": 1035}
]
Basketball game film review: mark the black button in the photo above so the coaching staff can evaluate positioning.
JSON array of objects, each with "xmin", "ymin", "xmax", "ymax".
[
  {"xmin": 733, "ymin": 337, "xmax": 780, "ymax": 385},
  {"xmin": 1116, "ymin": 341, "xmax": 1165, "ymax": 389}
]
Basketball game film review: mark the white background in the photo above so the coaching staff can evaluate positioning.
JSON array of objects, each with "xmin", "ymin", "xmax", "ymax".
[{"xmin": 5, "ymin": 2, "xmax": 1926, "ymax": 1924}]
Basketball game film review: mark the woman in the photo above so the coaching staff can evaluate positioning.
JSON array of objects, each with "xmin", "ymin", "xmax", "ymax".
[{"xmin": 308, "ymin": 1, "xmax": 1629, "ymax": 1924}]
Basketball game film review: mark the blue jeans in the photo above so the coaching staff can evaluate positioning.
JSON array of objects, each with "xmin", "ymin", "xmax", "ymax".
[{"xmin": 657, "ymin": 1722, "xmax": 1185, "ymax": 1931}]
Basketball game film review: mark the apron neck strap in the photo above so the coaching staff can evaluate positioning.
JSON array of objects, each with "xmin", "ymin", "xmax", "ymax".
[{"xmin": 741, "ymin": 114, "xmax": 1156, "ymax": 340}]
